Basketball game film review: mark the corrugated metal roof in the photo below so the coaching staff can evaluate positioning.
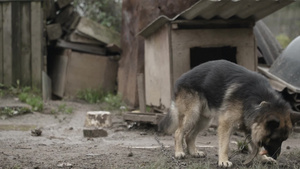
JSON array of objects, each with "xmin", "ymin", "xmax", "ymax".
[{"xmin": 139, "ymin": 0, "xmax": 295, "ymax": 37}]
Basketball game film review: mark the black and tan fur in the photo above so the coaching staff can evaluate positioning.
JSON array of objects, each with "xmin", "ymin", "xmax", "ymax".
[{"xmin": 159, "ymin": 60, "xmax": 298, "ymax": 167}]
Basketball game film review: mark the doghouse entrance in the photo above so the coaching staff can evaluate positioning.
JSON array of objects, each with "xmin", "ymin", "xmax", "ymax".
[{"xmin": 190, "ymin": 46, "xmax": 237, "ymax": 68}]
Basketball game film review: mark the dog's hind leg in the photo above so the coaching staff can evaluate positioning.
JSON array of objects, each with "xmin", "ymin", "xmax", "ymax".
[
  {"xmin": 186, "ymin": 116, "xmax": 211, "ymax": 158},
  {"xmin": 174, "ymin": 90, "xmax": 201, "ymax": 159}
]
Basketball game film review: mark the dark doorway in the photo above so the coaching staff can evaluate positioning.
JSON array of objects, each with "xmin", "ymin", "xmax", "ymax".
[{"xmin": 190, "ymin": 46, "xmax": 237, "ymax": 69}]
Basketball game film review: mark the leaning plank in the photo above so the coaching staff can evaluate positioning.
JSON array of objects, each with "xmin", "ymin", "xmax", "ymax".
[
  {"xmin": 76, "ymin": 17, "xmax": 121, "ymax": 47},
  {"xmin": 31, "ymin": 1, "xmax": 42, "ymax": 89},
  {"xmin": 2, "ymin": 2, "xmax": 12, "ymax": 86},
  {"xmin": 57, "ymin": 40, "xmax": 106, "ymax": 55},
  {"xmin": 0, "ymin": 4, "xmax": 3, "ymax": 83},
  {"xmin": 51, "ymin": 49, "xmax": 70, "ymax": 98},
  {"xmin": 21, "ymin": 2, "xmax": 31, "ymax": 86}
]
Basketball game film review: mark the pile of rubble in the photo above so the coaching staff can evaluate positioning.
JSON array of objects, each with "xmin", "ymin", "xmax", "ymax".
[{"xmin": 44, "ymin": 0, "xmax": 121, "ymax": 98}]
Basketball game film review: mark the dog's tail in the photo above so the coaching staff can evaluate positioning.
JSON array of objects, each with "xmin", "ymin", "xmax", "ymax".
[{"xmin": 158, "ymin": 102, "xmax": 178, "ymax": 134}]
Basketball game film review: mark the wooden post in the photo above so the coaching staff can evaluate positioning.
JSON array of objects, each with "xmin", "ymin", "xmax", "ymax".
[
  {"xmin": 31, "ymin": 1, "xmax": 43, "ymax": 90},
  {"xmin": 2, "ymin": 2, "xmax": 12, "ymax": 86},
  {"xmin": 137, "ymin": 73, "xmax": 146, "ymax": 113}
]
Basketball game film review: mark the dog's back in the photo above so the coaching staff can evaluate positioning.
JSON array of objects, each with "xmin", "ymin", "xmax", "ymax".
[{"xmin": 159, "ymin": 60, "xmax": 274, "ymax": 133}]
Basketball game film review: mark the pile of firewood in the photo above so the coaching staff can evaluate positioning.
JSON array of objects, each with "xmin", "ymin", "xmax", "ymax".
[{"xmin": 44, "ymin": 0, "xmax": 121, "ymax": 56}]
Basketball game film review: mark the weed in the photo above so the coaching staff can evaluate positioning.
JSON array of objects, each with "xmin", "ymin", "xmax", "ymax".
[
  {"xmin": 103, "ymin": 93, "xmax": 124, "ymax": 110},
  {"xmin": 57, "ymin": 103, "xmax": 73, "ymax": 114},
  {"xmin": 276, "ymin": 34, "xmax": 291, "ymax": 48},
  {"xmin": 0, "ymin": 106, "xmax": 31, "ymax": 119},
  {"xmin": 18, "ymin": 87, "xmax": 43, "ymax": 112},
  {"xmin": 77, "ymin": 88, "xmax": 105, "ymax": 103},
  {"xmin": 237, "ymin": 140, "xmax": 249, "ymax": 154},
  {"xmin": 77, "ymin": 88, "xmax": 127, "ymax": 111}
]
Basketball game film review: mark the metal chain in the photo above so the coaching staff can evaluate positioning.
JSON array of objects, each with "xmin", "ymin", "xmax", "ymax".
[{"xmin": 154, "ymin": 135, "xmax": 184, "ymax": 168}]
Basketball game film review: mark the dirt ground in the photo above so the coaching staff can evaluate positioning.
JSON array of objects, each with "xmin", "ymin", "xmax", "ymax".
[{"xmin": 1, "ymin": 97, "xmax": 300, "ymax": 169}]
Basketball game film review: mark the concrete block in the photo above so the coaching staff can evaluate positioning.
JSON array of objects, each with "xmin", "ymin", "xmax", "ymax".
[
  {"xmin": 83, "ymin": 128, "xmax": 108, "ymax": 138},
  {"xmin": 84, "ymin": 111, "xmax": 112, "ymax": 128}
]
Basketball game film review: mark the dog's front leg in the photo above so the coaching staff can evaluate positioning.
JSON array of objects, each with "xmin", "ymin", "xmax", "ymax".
[{"xmin": 218, "ymin": 117, "xmax": 233, "ymax": 167}]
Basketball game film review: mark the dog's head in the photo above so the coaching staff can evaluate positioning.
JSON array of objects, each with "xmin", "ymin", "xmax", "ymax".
[{"xmin": 251, "ymin": 101, "xmax": 293, "ymax": 159}]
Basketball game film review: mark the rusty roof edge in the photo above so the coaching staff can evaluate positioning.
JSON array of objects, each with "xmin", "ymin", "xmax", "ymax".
[{"xmin": 138, "ymin": 0, "xmax": 296, "ymax": 38}]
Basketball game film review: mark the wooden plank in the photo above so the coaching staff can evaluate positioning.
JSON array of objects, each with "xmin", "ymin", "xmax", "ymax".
[
  {"xmin": 12, "ymin": 1, "xmax": 21, "ymax": 86},
  {"xmin": 42, "ymin": 71, "xmax": 51, "ymax": 101},
  {"xmin": 76, "ymin": 17, "xmax": 121, "ymax": 47},
  {"xmin": 51, "ymin": 49, "xmax": 70, "ymax": 98},
  {"xmin": 2, "ymin": 2, "xmax": 13, "ymax": 86},
  {"xmin": 31, "ymin": 1, "xmax": 42, "ymax": 89},
  {"xmin": 137, "ymin": 74, "xmax": 146, "ymax": 113},
  {"xmin": 21, "ymin": 2, "xmax": 31, "ymax": 86},
  {"xmin": 46, "ymin": 23, "xmax": 62, "ymax": 40},
  {"xmin": 0, "ymin": 4, "xmax": 3, "ymax": 83},
  {"xmin": 57, "ymin": 40, "xmax": 106, "ymax": 56},
  {"xmin": 67, "ymin": 31, "xmax": 103, "ymax": 45},
  {"xmin": 123, "ymin": 113, "xmax": 164, "ymax": 125},
  {"xmin": 56, "ymin": 0, "xmax": 73, "ymax": 9}
]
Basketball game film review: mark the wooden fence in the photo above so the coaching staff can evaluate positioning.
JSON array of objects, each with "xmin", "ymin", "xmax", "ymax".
[{"xmin": 0, "ymin": 0, "xmax": 43, "ymax": 89}]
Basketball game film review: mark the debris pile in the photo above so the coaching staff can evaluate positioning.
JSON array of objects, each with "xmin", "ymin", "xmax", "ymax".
[{"xmin": 44, "ymin": 0, "xmax": 121, "ymax": 98}]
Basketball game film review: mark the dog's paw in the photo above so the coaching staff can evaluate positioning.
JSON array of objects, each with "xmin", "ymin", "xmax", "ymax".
[
  {"xmin": 261, "ymin": 155, "xmax": 277, "ymax": 164},
  {"xmin": 191, "ymin": 151, "xmax": 206, "ymax": 158},
  {"xmin": 218, "ymin": 160, "xmax": 233, "ymax": 168},
  {"xmin": 175, "ymin": 152, "xmax": 185, "ymax": 159}
]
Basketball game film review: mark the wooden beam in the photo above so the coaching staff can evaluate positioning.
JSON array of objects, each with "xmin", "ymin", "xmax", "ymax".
[
  {"xmin": 31, "ymin": 1, "xmax": 42, "ymax": 89},
  {"xmin": 56, "ymin": 40, "xmax": 106, "ymax": 56},
  {"xmin": 76, "ymin": 17, "xmax": 121, "ymax": 47},
  {"xmin": 3, "ymin": 2, "xmax": 13, "ymax": 86}
]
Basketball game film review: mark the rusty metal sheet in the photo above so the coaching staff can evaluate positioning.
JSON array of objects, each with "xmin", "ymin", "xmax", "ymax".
[{"xmin": 139, "ymin": 0, "xmax": 294, "ymax": 37}]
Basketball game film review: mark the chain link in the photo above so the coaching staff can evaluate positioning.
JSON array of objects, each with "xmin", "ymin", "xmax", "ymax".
[{"xmin": 154, "ymin": 135, "xmax": 184, "ymax": 168}]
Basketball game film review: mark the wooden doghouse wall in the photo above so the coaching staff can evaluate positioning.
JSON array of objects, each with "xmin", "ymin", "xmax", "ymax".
[
  {"xmin": 171, "ymin": 28, "xmax": 257, "ymax": 86},
  {"xmin": 145, "ymin": 24, "xmax": 172, "ymax": 107}
]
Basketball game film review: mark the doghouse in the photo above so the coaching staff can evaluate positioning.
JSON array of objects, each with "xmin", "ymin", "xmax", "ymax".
[{"xmin": 139, "ymin": 0, "xmax": 294, "ymax": 109}]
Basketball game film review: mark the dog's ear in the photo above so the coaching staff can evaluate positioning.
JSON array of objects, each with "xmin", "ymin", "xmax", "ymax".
[
  {"xmin": 266, "ymin": 115, "xmax": 280, "ymax": 130},
  {"xmin": 290, "ymin": 111, "xmax": 300, "ymax": 126}
]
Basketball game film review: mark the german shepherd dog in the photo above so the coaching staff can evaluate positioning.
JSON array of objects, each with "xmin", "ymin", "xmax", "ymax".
[{"xmin": 159, "ymin": 60, "xmax": 300, "ymax": 167}]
